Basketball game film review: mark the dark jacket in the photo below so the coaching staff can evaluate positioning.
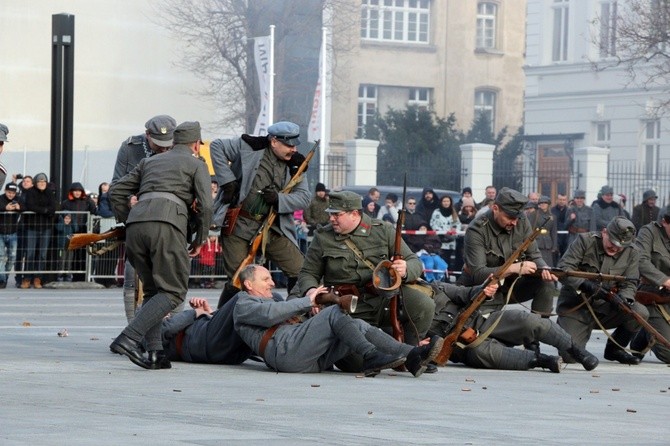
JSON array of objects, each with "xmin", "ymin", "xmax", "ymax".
[
  {"xmin": 22, "ymin": 186, "xmax": 57, "ymax": 230},
  {"xmin": 60, "ymin": 182, "xmax": 96, "ymax": 232},
  {"xmin": 0, "ymin": 193, "xmax": 21, "ymax": 234}
]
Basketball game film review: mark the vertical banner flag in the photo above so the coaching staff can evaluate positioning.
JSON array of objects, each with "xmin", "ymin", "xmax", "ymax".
[
  {"xmin": 307, "ymin": 48, "xmax": 323, "ymax": 143},
  {"xmin": 253, "ymin": 35, "xmax": 271, "ymax": 135}
]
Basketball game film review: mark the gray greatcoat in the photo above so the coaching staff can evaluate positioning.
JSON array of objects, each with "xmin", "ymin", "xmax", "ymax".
[
  {"xmin": 633, "ymin": 222, "xmax": 670, "ymax": 363},
  {"xmin": 112, "ymin": 134, "xmax": 152, "ymax": 182},
  {"xmin": 208, "ymin": 136, "xmax": 310, "ymax": 239},
  {"xmin": 566, "ymin": 204, "xmax": 593, "ymax": 246}
]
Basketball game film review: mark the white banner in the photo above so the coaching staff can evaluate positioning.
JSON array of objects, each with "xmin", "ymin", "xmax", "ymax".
[
  {"xmin": 253, "ymin": 35, "xmax": 271, "ymax": 135},
  {"xmin": 307, "ymin": 71, "xmax": 322, "ymax": 143}
]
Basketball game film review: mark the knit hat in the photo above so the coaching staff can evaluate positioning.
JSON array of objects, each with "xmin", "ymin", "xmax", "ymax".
[{"xmin": 315, "ymin": 183, "xmax": 327, "ymax": 193}]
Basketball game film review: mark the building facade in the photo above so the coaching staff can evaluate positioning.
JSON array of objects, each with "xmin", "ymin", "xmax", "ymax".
[
  {"xmin": 326, "ymin": 0, "xmax": 527, "ymax": 186},
  {"xmin": 524, "ymin": 0, "xmax": 670, "ymax": 206}
]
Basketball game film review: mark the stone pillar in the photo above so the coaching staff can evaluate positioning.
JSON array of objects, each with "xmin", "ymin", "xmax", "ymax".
[
  {"xmin": 573, "ymin": 147, "xmax": 610, "ymax": 202},
  {"xmin": 459, "ymin": 143, "xmax": 495, "ymax": 200},
  {"xmin": 344, "ymin": 139, "xmax": 379, "ymax": 186}
]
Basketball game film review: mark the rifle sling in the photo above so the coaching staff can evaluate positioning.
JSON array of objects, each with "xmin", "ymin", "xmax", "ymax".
[
  {"xmin": 343, "ymin": 238, "xmax": 377, "ymax": 271},
  {"xmin": 657, "ymin": 302, "xmax": 670, "ymax": 324}
]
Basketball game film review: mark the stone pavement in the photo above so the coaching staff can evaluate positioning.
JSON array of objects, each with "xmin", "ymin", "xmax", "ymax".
[{"xmin": 1, "ymin": 287, "xmax": 669, "ymax": 445}]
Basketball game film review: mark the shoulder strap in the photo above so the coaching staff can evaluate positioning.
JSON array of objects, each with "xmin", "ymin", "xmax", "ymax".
[{"xmin": 343, "ymin": 238, "xmax": 377, "ymax": 271}]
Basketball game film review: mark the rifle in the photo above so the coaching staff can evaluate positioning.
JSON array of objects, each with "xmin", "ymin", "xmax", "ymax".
[
  {"xmin": 531, "ymin": 268, "xmax": 637, "ymax": 283},
  {"xmin": 604, "ymin": 287, "xmax": 670, "ymax": 350},
  {"xmin": 434, "ymin": 217, "xmax": 549, "ymax": 366},
  {"xmin": 66, "ymin": 226, "xmax": 125, "ymax": 251},
  {"xmin": 386, "ymin": 173, "xmax": 407, "ymax": 342},
  {"xmin": 635, "ymin": 287, "xmax": 670, "ymax": 305},
  {"xmin": 230, "ymin": 140, "xmax": 319, "ymax": 289}
]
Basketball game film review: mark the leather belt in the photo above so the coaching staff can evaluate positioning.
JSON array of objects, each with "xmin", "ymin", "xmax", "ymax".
[
  {"xmin": 568, "ymin": 226, "xmax": 588, "ymax": 234},
  {"xmin": 175, "ymin": 330, "xmax": 185, "ymax": 360},
  {"xmin": 239, "ymin": 209, "xmax": 267, "ymax": 222},
  {"xmin": 259, "ymin": 324, "xmax": 280, "ymax": 358},
  {"xmin": 139, "ymin": 191, "xmax": 188, "ymax": 212}
]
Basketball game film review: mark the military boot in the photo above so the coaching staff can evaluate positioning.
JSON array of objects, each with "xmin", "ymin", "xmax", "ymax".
[
  {"xmin": 405, "ymin": 336, "xmax": 445, "ymax": 377},
  {"xmin": 529, "ymin": 352, "xmax": 563, "ymax": 373},
  {"xmin": 361, "ymin": 351, "xmax": 406, "ymax": 377},
  {"xmin": 629, "ymin": 330, "xmax": 648, "ymax": 361},
  {"xmin": 566, "ymin": 343, "xmax": 599, "ymax": 371},
  {"xmin": 147, "ymin": 351, "xmax": 172, "ymax": 370},
  {"xmin": 604, "ymin": 328, "xmax": 640, "ymax": 365}
]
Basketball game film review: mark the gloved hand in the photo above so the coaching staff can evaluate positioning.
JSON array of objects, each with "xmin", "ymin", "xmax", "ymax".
[
  {"xmin": 221, "ymin": 181, "xmax": 238, "ymax": 204},
  {"xmin": 262, "ymin": 187, "xmax": 279, "ymax": 206},
  {"xmin": 288, "ymin": 152, "xmax": 307, "ymax": 177},
  {"xmin": 578, "ymin": 280, "xmax": 601, "ymax": 296}
]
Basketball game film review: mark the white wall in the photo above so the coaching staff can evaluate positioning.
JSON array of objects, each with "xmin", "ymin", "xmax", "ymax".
[{"xmin": 0, "ymin": 1, "xmax": 229, "ymax": 190}]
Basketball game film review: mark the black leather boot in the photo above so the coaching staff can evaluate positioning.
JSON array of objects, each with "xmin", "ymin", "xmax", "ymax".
[
  {"xmin": 604, "ymin": 328, "xmax": 640, "ymax": 365},
  {"xmin": 529, "ymin": 352, "xmax": 563, "ymax": 373},
  {"xmin": 361, "ymin": 351, "xmax": 406, "ymax": 377},
  {"xmin": 405, "ymin": 336, "xmax": 445, "ymax": 377},
  {"xmin": 147, "ymin": 351, "xmax": 172, "ymax": 370},
  {"xmin": 110, "ymin": 334, "xmax": 151, "ymax": 369},
  {"xmin": 566, "ymin": 343, "xmax": 599, "ymax": 371}
]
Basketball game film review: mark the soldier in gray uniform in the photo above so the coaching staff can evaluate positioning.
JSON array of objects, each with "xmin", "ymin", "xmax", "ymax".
[
  {"xmin": 629, "ymin": 205, "xmax": 670, "ymax": 363},
  {"xmin": 556, "ymin": 216, "xmax": 649, "ymax": 365},
  {"xmin": 427, "ymin": 281, "xmax": 599, "ymax": 372},
  {"xmin": 109, "ymin": 121, "xmax": 213, "ymax": 370},
  {"xmin": 591, "ymin": 185, "xmax": 625, "ymax": 231},
  {"xmin": 233, "ymin": 265, "xmax": 443, "ymax": 377},
  {"xmin": 296, "ymin": 191, "xmax": 436, "ymax": 374},
  {"xmin": 112, "ymin": 115, "xmax": 177, "ymax": 323},
  {"xmin": 527, "ymin": 195, "xmax": 557, "ymax": 267},
  {"xmin": 458, "ymin": 187, "xmax": 556, "ymax": 318},
  {"xmin": 161, "ymin": 296, "xmax": 253, "ymax": 365},
  {"xmin": 209, "ymin": 121, "xmax": 311, "ymax": 303},
  {"xmin": 566, "ymin": 189, "xmax": 593, "ymax": 247}
]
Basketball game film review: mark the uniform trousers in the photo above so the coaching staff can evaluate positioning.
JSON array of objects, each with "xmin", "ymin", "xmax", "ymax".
[
  {"xmin": 631, "ymin": 303, "xmax": 670, "ymax": 363},
  {"xmin": 122, "ymin": 222, "xmax": 189, "ymax": 351}
]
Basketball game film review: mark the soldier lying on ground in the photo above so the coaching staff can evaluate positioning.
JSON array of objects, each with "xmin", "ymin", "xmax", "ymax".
[{"xmin": 233, "ymin": 265, "xmax": 443, "ymax": 377}]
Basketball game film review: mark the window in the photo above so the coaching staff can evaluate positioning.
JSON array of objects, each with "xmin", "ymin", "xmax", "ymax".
[
  {"xmin": 552, "ymin": 0, "xmax": 569, "ymax": 62},
  {"xmin": 594, "ymin": 121, "xmax": 610, "ymax": 147},
  {"xmin": 358, "ymin": 85, "xmax": 378, "ymax": 137},
  {"xmin": 599, "ymin": 1, "xmax": 617, "ymax": 58},
  {"xmin": 474, "ymin": 89, "xmax": 497, "ymax": 132},
  {"xmin": 476, "ymin": 2, "xmax": 498, "ymax": 50},
  {"xmin": 642, "ymin": 119, "xmax": 660, "ymax": 176},
  {"xmin": 361, "ymin": 0, "xmax": 430, "ymax": 44},
  {"xmin": 408, "ymin": 88, "xmax": 430, "ymax": 110}
]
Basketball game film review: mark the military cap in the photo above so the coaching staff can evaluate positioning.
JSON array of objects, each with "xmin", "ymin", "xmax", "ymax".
[
  {"xmin": 573, "ymin": 190, "xmax": 586, "ymax": 199},
  {"xmin": 0, "ymin": 123, "xmax": 8, "ymax": 142},
  {"xmin": 606, "ymin": 217, "xmax": 635, "ymax": 248},
  {"xmin": 325, "ymin": 191, "xmax": 363, "ymax": 213},
  {"xmin": 643, "ymin": 189, "xmax": 657, "ymax": 202},
  {"xmin": 268, "ymin": 121, "xmax": 301, "ymax": 147},
  {"xmin": 600, "ymin": 185, "xmax": 614, "ymax": 195},
  {"xmin": 145, "ymin": 115, "xmax": 177, "ymax": 148},
  {"xmin": 173, "ymin": 121, "xmax": 202, "ymax": 145},
  {"xmin": 5, "ymin": 183, "xmax": 18, "ymax": 192},
  {"xmin": 494, "ymin": 187, "xmax": 528, "ymax": 218},
  {"xmin": 539, "ymin": 195, "xmax": 551, "ymax": 204}
]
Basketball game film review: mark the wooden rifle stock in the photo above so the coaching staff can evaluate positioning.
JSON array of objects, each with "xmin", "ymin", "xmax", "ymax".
[
  {"xmin": 604, "ymin": 288, "xmax": 670, "ymax": 350},
  {"xmin": 635, "ymin": 289, "xmax": 670, "ymax": 305},
  {"xmin": 66, "ymin": 227, "xmax": 125, "ymax": 251},
  {"xmin": 230, "ymin": 141, "xmax": 319, "ymax": 289},
  {"xmin": 434, "ymin": 218, "xmax": 549, "ymax": 366},
  {"xmin": 388, "ymin": 173, "xmax": 407, "ymax": 343}
]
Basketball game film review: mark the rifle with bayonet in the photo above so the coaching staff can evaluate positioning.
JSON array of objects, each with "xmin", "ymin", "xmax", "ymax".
[
  {"xmin": 434, "ymin": 217, "xmax": 550, "ymax": 366},
  {"xmin": 229, "ymin": 140, "xmax": 319, "ymax": 289}
]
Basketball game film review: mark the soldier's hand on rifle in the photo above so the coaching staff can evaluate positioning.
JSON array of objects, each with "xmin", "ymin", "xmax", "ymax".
[
  {"xmin": 187, "ymin": 240, "xmax": 203, "ymax": 258},
  {"xmin": 221, "ymin": 180, "xmax": 238, "ymax": 204},
  {"xmin": 262, "ymin": 187, "xmax": 279, "ymax": 206},
  {"xmin": 306, "ymin": 285, "xmax": 328, "ymax": 315},
  {"xmin": 391, "ymin": 258, "xmax": 407, "ymax": 279},
  {"xmin": 579, "ymin": 280, "xmax": 601, "ymax": 296}
]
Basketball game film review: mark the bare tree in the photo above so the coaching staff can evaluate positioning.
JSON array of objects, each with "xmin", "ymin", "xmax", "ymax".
[
  {"xmin": 591, "ymin": 0, "xmax": 670, "ymax": 113},
  {"xmin": 152, "ymin": 0, "xmax": 358, "ymax": 134}
]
